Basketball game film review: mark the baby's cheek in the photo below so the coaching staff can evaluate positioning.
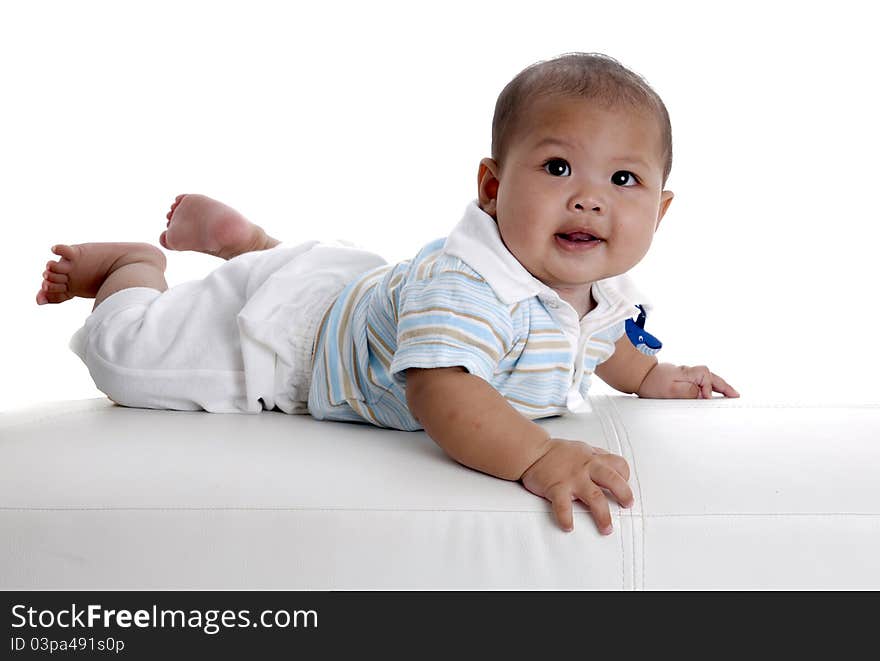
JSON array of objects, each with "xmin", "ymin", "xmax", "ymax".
[
  {"xmin": 628, "ymin": 225, "xmax": 656, "ymax": 256},
  {"xmin": 614, "ymin": 238, "xmax": 651, "ymax": 272},
  {"xmin": 499, "ymin": 224, "xmax": 534, "ymax": 260}
]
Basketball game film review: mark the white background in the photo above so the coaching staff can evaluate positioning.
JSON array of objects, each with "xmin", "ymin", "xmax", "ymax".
[{"xmin": 2, "ymin": 0, "xmax": 877, "ymax": 411}]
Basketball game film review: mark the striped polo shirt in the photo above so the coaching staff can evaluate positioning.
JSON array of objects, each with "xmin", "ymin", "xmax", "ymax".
[{"xmin": 307, "ymin": 199, "xmax": 652, "ymax": 430}]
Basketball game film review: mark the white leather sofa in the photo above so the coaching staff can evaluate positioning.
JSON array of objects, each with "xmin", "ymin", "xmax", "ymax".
[{"xmin": 2, "ymin": 395, "xmax": 878, "ymax": 589}]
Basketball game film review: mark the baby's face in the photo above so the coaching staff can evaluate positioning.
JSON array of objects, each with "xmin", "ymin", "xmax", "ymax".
[{"xmin": 479, "ymin": 95, "xmax": 673, "ymax": 308}]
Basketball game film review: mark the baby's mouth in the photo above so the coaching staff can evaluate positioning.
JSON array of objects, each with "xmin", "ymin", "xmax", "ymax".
[{"xmin": 555, "ymin": 232, "xmax": 603, "ymax": 244}]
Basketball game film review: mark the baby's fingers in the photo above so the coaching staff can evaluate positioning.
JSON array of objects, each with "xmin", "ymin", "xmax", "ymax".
[
  {"xmin": 677, "ymin": 365, "xmax": 740, "ymax": 399},
  {"xmin": 711, "ymin": 372, "xmax": 740, "ymax": 398},
  {"xmin": 591, "ymin": 447, "xmax": 631, "ymax": 481},
  {"xmin": 547, "ymin": 484, "xmax": 574, "ymax": 532},
  {"xmin": 573, "ymin": 480, "xmax": 614, "ymax": 535},
  {"xmin": 591, "ymin": 461, "xmax": 634, "ymax": 510}
]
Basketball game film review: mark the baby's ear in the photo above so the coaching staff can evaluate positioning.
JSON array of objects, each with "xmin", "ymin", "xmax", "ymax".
[
  {"xmin": 477, "ymin": 158, "xmax": 500, "ymax": 217},
  {"xmin": 655, "ymin": 190, "xmax": 674, "ymax": 231}
]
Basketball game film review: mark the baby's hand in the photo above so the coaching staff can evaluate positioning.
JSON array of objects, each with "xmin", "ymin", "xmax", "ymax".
[
  {"xmin": 637, "ymin": 362, "xmax": 740, "ymax": 399},
  {"xmin": 520, "ymin": 438, "xmax": 634, "ymax": 534}
]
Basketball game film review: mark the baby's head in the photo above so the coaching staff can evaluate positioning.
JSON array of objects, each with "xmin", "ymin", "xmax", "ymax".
[{"xmin": 477, "ymin": 53, "xmax": 675, "ymax": 305}]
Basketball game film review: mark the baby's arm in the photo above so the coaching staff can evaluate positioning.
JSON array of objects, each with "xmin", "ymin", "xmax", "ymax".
[
  {"xmin": 595, "ymin": 334, "xmax": 739, "ymax": 398},
  {"xmin": 406, "ymin": 367, "xmax": 634, "ymax": 533}
]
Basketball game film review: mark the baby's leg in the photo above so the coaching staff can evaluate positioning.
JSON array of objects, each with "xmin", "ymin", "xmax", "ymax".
[
  {"xmin": 37, "ymin": 243, "xmax": 167, "ymax": 310},
  {"xmin": 160, "ymin": 193, "xmax": 280, "ymax": 260}
]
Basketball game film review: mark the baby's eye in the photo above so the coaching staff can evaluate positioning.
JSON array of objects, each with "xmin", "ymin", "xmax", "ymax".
[
  {"xmin": 542, "ymin": 158, "xmax": 571, "ymax": 177},
  {"xmin": 611, "ymin": 170, "xmax": 639, "ymax": 187}
]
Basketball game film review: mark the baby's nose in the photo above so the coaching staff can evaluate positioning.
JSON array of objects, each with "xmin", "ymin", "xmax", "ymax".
[
  {"xmin": 574, "ymin": 201, "xmax": 603, "ymax": 213},
  {"xmin": 570, "ymin": 186, "xmax": 605, "ymax": 213}
]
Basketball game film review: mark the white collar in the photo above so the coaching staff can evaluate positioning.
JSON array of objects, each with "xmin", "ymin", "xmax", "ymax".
[{"xmin": 443, "ymin": 199, "xmax": 653, "ymax": 321}]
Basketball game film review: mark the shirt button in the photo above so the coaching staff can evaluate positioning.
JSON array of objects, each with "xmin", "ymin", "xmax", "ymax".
[{"xmin": 547, "ymin": 300, "xmax": 558, "ymax": 309}]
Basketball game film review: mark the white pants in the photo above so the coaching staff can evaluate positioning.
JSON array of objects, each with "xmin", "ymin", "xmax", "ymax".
[{"xmin": 70, "ymin": 241, "xmax": 387, "ymax": 414}]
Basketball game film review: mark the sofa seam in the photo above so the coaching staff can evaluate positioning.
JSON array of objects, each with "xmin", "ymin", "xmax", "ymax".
[
  {"xmin": 598, "ymin": 395, "xmax": 643, "ymax": 590},
  {"xmin": 608, "ymin": 395, "xmax": 645, "ymax": 591},
  {"xmin": 591, "ymin": 396, "xmax": 628, "ymax": 590}
]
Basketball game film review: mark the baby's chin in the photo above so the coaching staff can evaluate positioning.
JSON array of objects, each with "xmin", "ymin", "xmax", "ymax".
[
  {"xmin": 530, "ymin": 259, "xmax": 610, "ymax": 288},
  {"xmin": 532, "ymin": 269, "xmax": 599, "ymax": 291}
]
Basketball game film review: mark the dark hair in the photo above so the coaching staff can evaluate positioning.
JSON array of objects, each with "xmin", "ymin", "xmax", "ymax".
[{"xmin": 491, "ymin": 52, "xmax": 673, "ymax": 185}]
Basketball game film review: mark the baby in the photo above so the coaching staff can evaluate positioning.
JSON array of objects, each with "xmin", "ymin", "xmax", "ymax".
[{"xmin": 37, "ymin": 53, "xmax": 738, "ymax": 535}]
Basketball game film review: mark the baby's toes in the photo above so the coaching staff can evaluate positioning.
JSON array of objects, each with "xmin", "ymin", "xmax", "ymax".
[
  {"xmin": 36, "ymin": 278, "xmax": 71, "ymax": 305},
  {"xmin": 42, "ymin": 269, "xmax": 68, "ymax": 284},
  {"xmin": 167, "ymin": 194, "xmax": 186, "ymax": 220},
  {"xmin": 42, "ymin": 280, "xmax": 69, "ymax": 294},
  {"xmin": 51, "ymin": 244, "xmax": 80, "ymax": 263},
  {"xmin": 44, "ymin": 289, "xmax": 74, "ymax": 304},
  {"xmin": 46, "ymin": 258, "xmax": 72, "ymax": 275}
]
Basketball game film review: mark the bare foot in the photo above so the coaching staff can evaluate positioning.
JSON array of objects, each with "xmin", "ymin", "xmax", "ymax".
[
  {"xmin": 160, "ymin": 194, "xmax": 278, "ymax": 260},
  {"xmin": 36, "ymin": 243, "xmax": 166, "ymax": 305}
]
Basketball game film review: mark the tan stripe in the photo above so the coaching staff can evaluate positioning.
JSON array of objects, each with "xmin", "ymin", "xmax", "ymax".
[
  {"xmin": 505, "ymin": 396, "xmax": 563, "ymax": 412},
  {"xmin": 500, "ymin": 341, "xmax": 525, "ymax": 361},
  {"xmin": 398, "ymin": 327, "xmax": 499, "ymax": 363},
  {"xmin": 389, "ymin": 270, "xmax": 406, "ymax": 289},
  {"xmin": 523, "ymin": 340, "xmax": 571, "ymax": 350},
  {"xmin": 496, "ymin": 365, "xmax": 570, "ymax": 375},
  {"xmin": 416, "ymin": 252, "xmax": 441, "ymax": 280},
  {"xmin": 349, "ymin": 398, "xmax": 381, "ymax": 427},
  {"xmin": 446, "ymin": 269, "xmax": 485, "ymax": 283},
  {"xmin": 521, "ymin": 408, "xmax": 566, "ymax": 420},
  {"xmin": 386, "ymin": 271, "xmax": 406, "ymax": 324},
  {"xmin": 366, "ymin": 323, "xmax": 393, "ymax": 369},
  {"xmin": 401, "ymin": 306, "xmax": 507, "ymax": 349},
  {"xmin": 323, "ymin": 334, "xmax": 334, "ymax": 406},
  {"xmin": 584, "ymin": 347, "xmax": 612, "ymax": 360},
  {"xmin": 528, "ymin": 328, "xmax": 565, "ymax": 335}
]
